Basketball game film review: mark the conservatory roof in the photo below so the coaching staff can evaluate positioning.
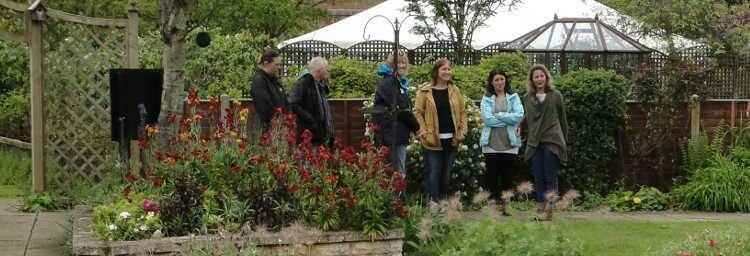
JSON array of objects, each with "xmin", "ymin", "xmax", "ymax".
[{"xmin": 502, "ymin": 16, "xmax": 652, "ymax": 52}]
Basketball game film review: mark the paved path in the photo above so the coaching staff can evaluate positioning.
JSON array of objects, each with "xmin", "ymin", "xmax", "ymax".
[{"xmin": 0, "ymin": 198, "xmax": 72, "ymax": 256}]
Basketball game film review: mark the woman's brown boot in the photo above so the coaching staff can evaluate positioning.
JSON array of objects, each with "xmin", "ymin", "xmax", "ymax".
[{"xmin": 533, "ymin": 202, "xmax": 549, "ymax": 221}]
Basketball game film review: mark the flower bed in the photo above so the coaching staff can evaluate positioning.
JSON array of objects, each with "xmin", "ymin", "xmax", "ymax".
[
  {"xmin": 75, "ymin": 92, "xmax": 407, "ymax": 254},
  {"xmin": 73, "ymin": 206, "xmax": 403, "ymax": 255}
]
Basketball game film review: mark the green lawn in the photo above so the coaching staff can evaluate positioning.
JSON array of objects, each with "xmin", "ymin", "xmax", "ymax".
[{"xmin": 553, "ymin": 219, "xmax": 747, "ymax": 255}]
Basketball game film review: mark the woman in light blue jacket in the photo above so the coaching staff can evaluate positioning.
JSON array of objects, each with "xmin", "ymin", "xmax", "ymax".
[{"xmin": 479, "ymin": 69, "xmax": 524, "ymax": 216}]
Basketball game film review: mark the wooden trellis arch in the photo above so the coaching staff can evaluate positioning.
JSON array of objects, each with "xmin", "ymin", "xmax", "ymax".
[{"xmin": 0, "ymin": 0, "xmax": 139, "ymax": 191}]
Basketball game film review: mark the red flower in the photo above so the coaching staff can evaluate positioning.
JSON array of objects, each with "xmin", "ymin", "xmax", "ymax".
[
  {"xmin": 137, "ymin": 138, "xmax": 149, "ymax": 149},
  {"xmin": 393, "ymin": 200, "xmax": 408, "ymax": 218},
  {"xmin": 359, "ymin": 138, "xmax": 372, "ymax": 150},
  {"xmin": 154, "ymin": 151, "xmax": 163, "ymax": 161},
  {"xmin": 371, "ymin": 124, "xmax": 381, "ymax": 133},
  {"xmin": 392, "ymin": 172, "xmax": 406, "ymax": 192},
  {"xmin": 125, "ymin": 172, "xmax": 138, "ymax": 183},
  {"xmin": 333, "ymin": 137, "xmax": 343, "ymax": 150},
  {"xmin": 168, "ymin": 137, "xmax": 177, "ymax": 146},
  {"xmin": 224, "ymin": 108, "xmax": 234, "ymax": 129},
  {"xmin": 152, "ymin": 177, "xmax": 164, "ymax": 187},
  {"xmin": 188, "ymin": 90, "xmax": 200, "ymax": 107},
  {"xmin": 122, "ymin": 186, "xmax": 132, "ymax": 200},
  {"xmin": 259, "ymin": 132, "xmax": 271, "ymax": 146},
  {"xmin": 288, "ymin": 184, "xmax": 298, "ymax": 193},
  {"xmin": 298, "ymin": 166, "xmax": 312, "ymax": 183},
  {"xmin": 229, "ymin": 164, "xmax": 240, "ymax": 174},
  {"xmin": 249, "ymin": 154, "xmax": 268, "ymax": 165},
  {"xmin": 166, "ymin": 113, "xmax": 177, "ymax": 124},
  {"xmin": 340, "ymin": 147, "xmax": 358, "ymax": 164},
  {"xmin": 343, "ymin": 188, "xmax": 356, "ymax": 208},
  {"xmin": 358, "ymin": 160, "xmax": 368, "ymax": 170},
  {"xmin": 286, "ymin": 132, "xmax": 296, "ymax": 147},
  {"xmin": 274, "ymin": 107, "xmax": 284, "ymax": 115},
  {"xmin": 208, "ymin": 97, "xmax": 220, "ymax": 113},
  {"xmin": 709, "ymin": 239, "xmax": 715, "ymax": 248},
  {"xmin": 310, "ymin": 186, "xmax": 322, "ymax": 195},
  {"xmin": 237, "ymin": 139, "xmax": 248, "ymax": 152}
]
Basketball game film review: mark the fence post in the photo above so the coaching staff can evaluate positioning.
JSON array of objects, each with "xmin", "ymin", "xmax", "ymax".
[
  {"xmin": 27, "ymin": 2, "xmax": 46, "ymax": 192},
  {"xmin": 689, "ymin": 94, "xmax": 701, "ymax": 140},
  {"xmin": 126, "ymin": 0, "xmax": 142, "ymax": 175},
  {"xmin": 220, "ymin": 94, "xmax": 230, "ymax": 123}
]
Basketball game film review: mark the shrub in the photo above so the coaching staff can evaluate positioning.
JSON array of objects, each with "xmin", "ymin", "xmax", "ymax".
[
  {"xmin": 606, "ymin": 186, "xmax": 669, "ymax": 212},
  {"xmin": 20, "ymin": 192, "xmax": 70, "ymax": 212},
  {"xmin": 140, "ymin": 30, "xmax": 272, "ymax": 98},
  {"xmin": 327, "ymin": 56, "xmax": 380, "ymax": 98},
  {"xmin": 556, "ymin": 69, "xmax": 631, "ymax": 194},
  {"xmin": 475, "ymin": 52, "xmax": 531, "ymax": 94},
  {"xmin": 0, "ymin": 41, "xmax": 30, "ymax": 140},
  {"xmin": 671, "ymin": 155, "xmax": 750, "ymax": 212},
  {"xmin": 656, "ymin": 227, "xmax": 750, "ymax": 256},
  {"xmin": 682, "ymin": 133, "xmax": 713, "ymax": 173}
]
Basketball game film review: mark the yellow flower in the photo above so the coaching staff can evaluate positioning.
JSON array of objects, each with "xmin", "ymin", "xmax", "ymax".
[
  {"xmin": 229, "ymin": 131, "xmax": 238, "ymax": 138},
  {"xmin": 232, "ymin": 99, "xmax": 241, "ymax": 107},
  {"xmin": 633, "ymin": 197, "xmax": 642, "ymax": 204},
  {"xmin": 193, "ymin": 114, "xmax": 203, "ymax": 123},
  {"xmin": 179, "ymin": 132, "xmax": 190, "ymax": 142},
  {"xmin": 239, "ymin": 108, "xmax": 249, "ymax": 121}
]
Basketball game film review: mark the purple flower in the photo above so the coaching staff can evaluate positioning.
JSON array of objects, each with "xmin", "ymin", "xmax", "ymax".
[{"xmin": 142, "ymin": 199, "xmax": 159, "ymax": 212}]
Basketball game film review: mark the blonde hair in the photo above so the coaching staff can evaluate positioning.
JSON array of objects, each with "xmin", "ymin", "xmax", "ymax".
[
  {"xmin": 386, "ymin": 51, "xmax": 408, "ymax": 68},
  {"xmin": 527, "ymin": 64, "xmax": 555, "ymax": 93}
]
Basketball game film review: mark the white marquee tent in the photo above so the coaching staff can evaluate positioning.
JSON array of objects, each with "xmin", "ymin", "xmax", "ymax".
[{"xmin": 281, "ymin": 0, "xmax": 697, "ymax": 52}]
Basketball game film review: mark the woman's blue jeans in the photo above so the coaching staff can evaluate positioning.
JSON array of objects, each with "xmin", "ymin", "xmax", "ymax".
[
  {"xmin": 531, "ymin": 144, "xmax": 559, "ymax": 202},
  {"xmin": 423, "ymin": 139, "xmax": 456, "ymax": 202}
]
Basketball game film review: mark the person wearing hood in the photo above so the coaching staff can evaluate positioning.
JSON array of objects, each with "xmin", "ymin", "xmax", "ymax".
[
  {"xmin": 249, "ymin": 49, "xmax": 287, "ymax": 130},
  {"xmin": 288, "ymin": 57, "xmax": 334, "ymax": 147},
  {"xmin": 372, "ymin": 52, "xmax": 420, "ymax": 180},
  {"xmin": 479, "ymin": 69, "xmax": 524, "ymax": 216}
]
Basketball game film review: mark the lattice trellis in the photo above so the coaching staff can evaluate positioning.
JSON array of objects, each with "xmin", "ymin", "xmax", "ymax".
[
  {"xmin": 412, "ymin": 40, "xmax": 479, "ymax": 66},
  {"xmin": 43, "ymin": 19, "xmax": 126, "ymax": 189},
  {"xmin": 345, "ymin": 40, "xmax": 408, "ymax": 63},
  {"xmin": 280, "ymin": 40, "xmax": 343, "ymax": 76}
]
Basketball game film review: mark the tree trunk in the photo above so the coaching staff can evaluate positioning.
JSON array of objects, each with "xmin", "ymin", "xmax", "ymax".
[{"xmin": 158, "ymin": 0, "xmax": 196, "ymax": 129}]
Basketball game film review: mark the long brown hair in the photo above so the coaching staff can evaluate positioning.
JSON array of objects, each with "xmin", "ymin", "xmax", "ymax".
[
  {"xmin": 430, "ymin": 58, "xmax": 452, "ymax": 85},
  {"xmin": 527, "ymin": 64, "xmax": 555, "ymax": 93}
]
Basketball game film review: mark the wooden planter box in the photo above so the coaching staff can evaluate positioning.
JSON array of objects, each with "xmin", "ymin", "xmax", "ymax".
[{"xmin": 72, "ymin": 208, "xmax": 404, "ymax": 256}]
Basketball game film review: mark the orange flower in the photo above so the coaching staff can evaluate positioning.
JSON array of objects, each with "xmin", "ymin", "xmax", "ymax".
[
  {"xmin": 145, "ymin": 125, "xmax": 159, "ymax": 137},
  {"xmin": 192, "ymin": 114, "xmax": 203, "ymax": 123},
  {"xmin": 167, "ymin": 156, "xmax": 176, "ymax": 166},
  {"xmin": 239, "ymin": 108, "xmax": 249, "ymax": 121},
  {"xmin": 324, "ymin": 175, "xmax": 338, "ymax": 185},
  {"xmin": 327, "ymin": 193, "xmax": 338, "ymax": 201}
]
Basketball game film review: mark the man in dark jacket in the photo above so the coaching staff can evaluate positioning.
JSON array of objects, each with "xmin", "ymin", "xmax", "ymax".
[
  {"xmin": 373, "ymin": 52, "xmax": 419, "ymax": 174},
  {"xmin": 249, "ymin": 49, "xmax": 287, "ymax": 130},
  {"xmin": 288, "ymin": 57, "xmax": 334, "ymax": 147}
]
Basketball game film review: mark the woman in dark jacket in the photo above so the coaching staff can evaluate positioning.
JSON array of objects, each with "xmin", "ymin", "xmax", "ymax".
[
  {"xmin": 372, "ymin": 52, "xmax": 419, "ymax": 176},
  {"xmin": 522, "ymin": 64, "xmax": 568, "ymax": 221}
]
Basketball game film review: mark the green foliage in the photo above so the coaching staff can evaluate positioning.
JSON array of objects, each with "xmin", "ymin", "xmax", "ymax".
[
  {"xmin": 569, "ymin": 191, "xmax": 607, "ymax": 211},
  {"xmin": 0, "ymin": 41, "xmax": 30, "ymax": 140},
  {"xmin": 475, "ymin": 52, "xmax": 531, "ymax": 94},
  {"xmin": 93, "ymin": 195, "xmax": 162, "ymax": 241},
  {"xmin": 555, "ymin": 69, "xmax": 631, "ymax": 194},
  {"xmin": 656, "ymin": 227, "xmax": 750, "ymax": 256},
  {"xmin": 411, "ymin": 217, "xmax": 583, "ymax": 256},
  {"xmin": 20, "ymin": 192, "xmax": 70, "ymax": 212},
  {"xmin": 43, "ymin": 0, "xmax": 159, "ymax": 34},
  {"xmin": 140, "ymin": 30, "xmax": 273, "ymax": 97},
  {"xmin": 327, "ymin": 57, "xmax": 379, "ymax": 98},
  {"xmin": 682, "ymin": 134, "xmax": 713, "ymax": 173},
  {"xmin": 606, "ymin": 187, "xmax": 669, "ymax": 212},
  {"xmin": 671, "ymin": 155, "xmax": 750, "ymax": 212},
  {"xmin": 0, "ymin": 145, "xmax": 30, "ymax": 190},
  {"xmin": 194, "ymin": 0, "xmax": 327, "ymax": 38}
]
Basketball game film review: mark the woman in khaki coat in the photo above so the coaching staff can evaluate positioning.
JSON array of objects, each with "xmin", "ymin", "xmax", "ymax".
[{"xmin": 413, "ymin": 58, "xmax": 468, "ymax": 202}]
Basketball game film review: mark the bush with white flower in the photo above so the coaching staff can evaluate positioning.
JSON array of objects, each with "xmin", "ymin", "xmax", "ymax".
[{"xmin": 93, "ymin": 194, "xmax": 162, "ymax": 241}]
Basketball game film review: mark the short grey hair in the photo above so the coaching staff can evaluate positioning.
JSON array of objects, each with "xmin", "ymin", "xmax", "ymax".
[{"xmin": 308, "ymin": 57, "xmax": 329, "ymax": 73}]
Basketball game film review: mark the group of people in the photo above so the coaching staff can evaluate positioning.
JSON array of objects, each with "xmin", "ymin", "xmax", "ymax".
[{"xmin": 249, "ymin": 49, "xmax": 568, "ymax": 221}]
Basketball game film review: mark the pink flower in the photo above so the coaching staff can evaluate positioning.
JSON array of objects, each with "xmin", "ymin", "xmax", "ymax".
[{"xmin": 142, "ymin": 199, "xmax": 159, "ymax": 212}]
